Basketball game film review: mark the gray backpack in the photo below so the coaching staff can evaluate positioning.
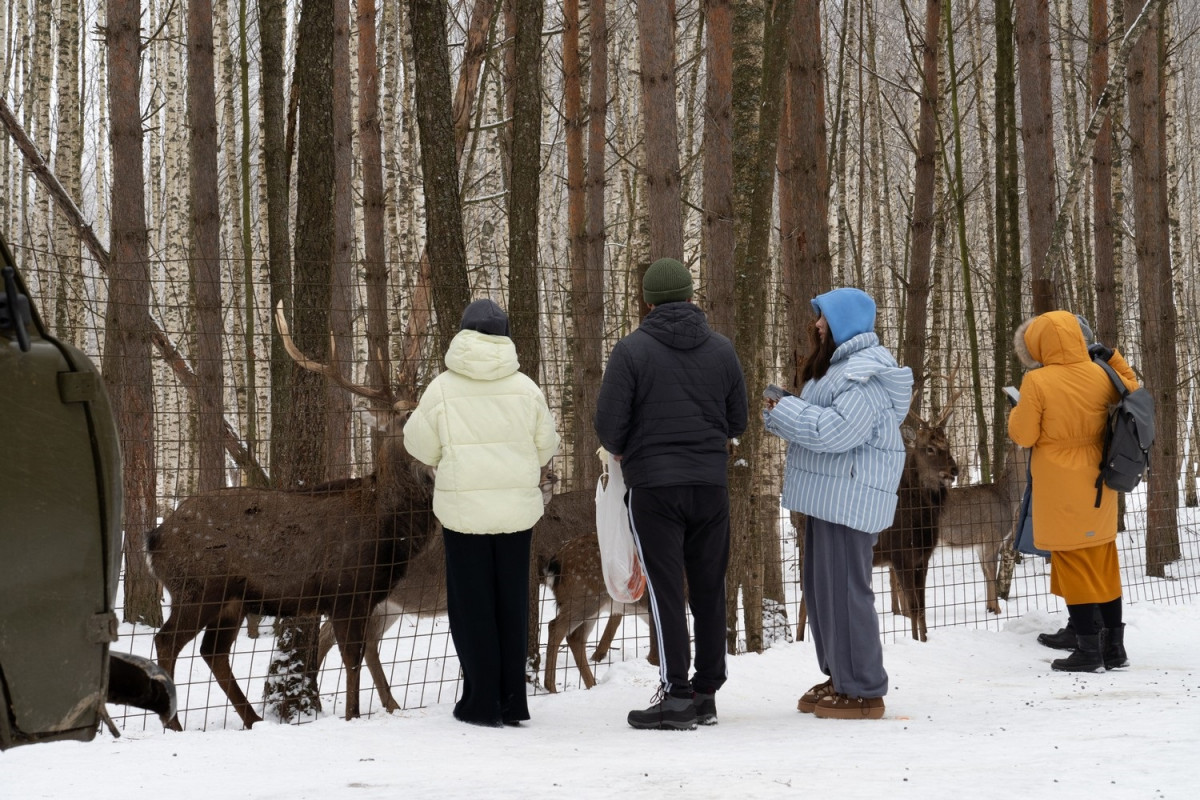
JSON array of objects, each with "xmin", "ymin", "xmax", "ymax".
[{"xmin": 1093, "ymin": 358, "xmax": 1155, "ymax": 506}]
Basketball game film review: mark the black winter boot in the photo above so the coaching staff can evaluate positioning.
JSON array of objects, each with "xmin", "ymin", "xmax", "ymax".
[
  {"xmin": 1051, "ymin": 634, "xmax": 1104, "ymax": 673},
  {"xmin": 1037, "ymin": 621, "xmax": 1077, "ymax": 650},
  {"xmin": 1103, "ymin": 624, "xmax": 1129, "ymax": 670}
]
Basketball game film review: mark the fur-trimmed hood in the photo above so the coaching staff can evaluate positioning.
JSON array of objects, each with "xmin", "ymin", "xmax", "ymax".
[
  {"xmin": 1013, "ymin": 317, "xmax": 1040, "ymax": 369},
  {"xmin": 1013, "ymin": 311, "xmax": 1089, "ymax": 370}
]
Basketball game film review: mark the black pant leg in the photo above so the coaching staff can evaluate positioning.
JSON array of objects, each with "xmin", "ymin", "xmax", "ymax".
[
  {"xmin": 683, "ymin": 486, "xmax": 730, "ymax": 694},
  {"xmin": 493, "ymin": 529, "xmax": 532, "ymax": 722},
  {"xmin": 442, "ymin": 528, "xmax": 502, "ymax": 725},
  {"xmin": 628, "ymin": 487, "xmax": 691, "ymax": 695}
]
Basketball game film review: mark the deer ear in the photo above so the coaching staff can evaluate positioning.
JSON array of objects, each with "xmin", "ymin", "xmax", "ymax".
[
  {"xmin": 356, "ymin": 405, "xmax": 392, "ymax": 432},
  {"xmin": 901, "ymin": 425, "xmax": 917, "ymax": 446}
]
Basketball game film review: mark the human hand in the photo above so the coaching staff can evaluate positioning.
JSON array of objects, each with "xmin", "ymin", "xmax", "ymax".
[{"xmin": 1088, "ymin": 342, "xmax": 1114, "ymax": 362}]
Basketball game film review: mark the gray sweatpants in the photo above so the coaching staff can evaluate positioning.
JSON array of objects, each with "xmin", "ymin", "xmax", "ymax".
[{"xmin": 803, "ymin": 516, "xmax": 888, "ymax": 698}]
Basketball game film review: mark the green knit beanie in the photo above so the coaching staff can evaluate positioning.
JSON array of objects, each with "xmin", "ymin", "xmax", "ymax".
[{"xmin": 643, "ymin": 258, "xmax": 694, "ymax": 306}]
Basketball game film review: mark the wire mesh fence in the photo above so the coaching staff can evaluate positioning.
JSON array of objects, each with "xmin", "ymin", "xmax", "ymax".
[{"xmin": 8, "ymin": 242, "xmax": 1198, "ymax": 732}]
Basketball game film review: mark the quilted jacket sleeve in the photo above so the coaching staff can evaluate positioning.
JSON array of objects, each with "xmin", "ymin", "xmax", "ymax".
[{"xmin": 402, "ymin": 381, "xmax": 444, "ymax": 467}]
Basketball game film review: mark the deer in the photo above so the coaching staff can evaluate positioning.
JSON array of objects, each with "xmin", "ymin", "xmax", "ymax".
[
  {"xmin": 938, "ymin": 439, "xmax": 1029, "ymax": 614},
  {"xmin": 146, "ymin": 306, "xmax": 437, "ymax": 730},
  {"xmin": 312, "ymin": 470, "xmax": 568, "ymax": 712},
  {"xmin": 872, "ymin": 393, "xmax": 962, "ymax": 642},
  {"xmin": 541, "ymin": 521, "xmax": 657, "ymax": 693}
]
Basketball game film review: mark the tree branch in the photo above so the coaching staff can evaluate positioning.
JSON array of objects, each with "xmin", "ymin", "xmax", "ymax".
[
  {"xmin": 1044, "ymin": 0, "xmax": 1167, "ymax": 297},
  {"xmin": 0, "ymin": 94, "xmax": 268, "ymax": 486}
]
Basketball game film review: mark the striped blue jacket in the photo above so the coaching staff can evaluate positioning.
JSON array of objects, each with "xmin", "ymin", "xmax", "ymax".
[{"xmin": 763, "ymin": 332, "xmax": 913, "ymax": 534}]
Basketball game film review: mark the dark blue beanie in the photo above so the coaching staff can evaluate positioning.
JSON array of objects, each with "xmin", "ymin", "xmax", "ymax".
[{"xmin": 460, "ymin": 298, "xmax": 510, "ymax": 337}]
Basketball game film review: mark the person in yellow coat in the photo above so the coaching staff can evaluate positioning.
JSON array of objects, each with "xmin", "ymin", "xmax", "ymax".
[{"xmin": 1008, "ymin": 310, "xmax": 1139, "ymax": 672}]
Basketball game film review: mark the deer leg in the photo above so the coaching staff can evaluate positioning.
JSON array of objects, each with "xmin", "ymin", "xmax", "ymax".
[
  {"xmin": 331, "ymin": 616, "xmax": 369, "ymax": 720},
  {"xmin": 363, "ymin": 612, "xmax": 400, "ymax": 712},
  {"xmin": 153, "ymin": 601, "xmax": 213, "ymax": 731},
  {"xmin": 591, "ymin": 612, "xmax": 624, "ymax": 662},
  {"xmin": 199, "ymin": 616, "xmax": 262, "ymax": 729},
  {"xmin": 316, "ymin": 618, "xmax": 336, "ymax": 666},
  {"xmin": 888, "ymin": 566, "xmax": 907, "ymax": 617},
  {"xmin": 979, "ymin": 542, "xmax": 1002, "ymax": 614},
  {"xmin": 913, "ymin": 562, "xmax": 930, "ymax": 642},
  {"xmin": 567, "ymin": 619, "xmax": 599, "ymax": 689},
  {"xmin": 795, "ymin": 595, "xmax": 808, "ymax": 642},
  {"xmin": 645, "ymin": 606, "xmax": 660, "ymax": 667},
  {"xmin": 543, "ymin": 611, "xmax": 570, "ymax": 693}
]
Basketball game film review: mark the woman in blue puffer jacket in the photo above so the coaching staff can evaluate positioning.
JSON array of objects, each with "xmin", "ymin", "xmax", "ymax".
[{"xmin": 763, "ymin": 288, "xmax": 912, "ymax": 721}]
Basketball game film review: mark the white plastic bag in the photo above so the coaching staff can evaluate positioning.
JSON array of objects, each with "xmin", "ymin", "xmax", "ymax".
[{"xmin": 594, "ymin": 450, "xmax": 646, "ymax": 604}]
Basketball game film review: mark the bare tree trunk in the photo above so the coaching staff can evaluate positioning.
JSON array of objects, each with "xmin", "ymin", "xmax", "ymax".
[
  {"xmin": 784, "ymin": 0, "xmax": 831, "ymax": 359},
  {"xmin": 1091, "ymin": 0, "xmax": 1118, "ymax": 352},
  {"xmin": 995, "ymin": 0, "xmax": 1023, "ymax": 423},
  {"xmin": 727, "ymin": 0, "xmax": 792, "ymax": 655},
  {"xmin": 188, "ymin": 0, "xmax": 225, "ymax": 494},
  {"xmin": 703, "ymin": 0, "xmax": 735, "ymax": 338},
  {"xmin": 1014, "ymin": 0, "xmax": 1058, "ymax": 312},
  {"xmin": 358, "ymin": 0, "xmax": 392, "ymax": 414},
  {"xmin": 259, "ymin": 0, "xmax": 294, "ymax": 489},
  {"xmin": 105, "ymin": 0, "xmax": 162, "ymax": 627},
  {"xmin": 902, "ymin": 0, "xmax": 941, "ymax": 409},
  {"xmin": 507, "ymin": 0, "xmax": 543, "ymax": 377},
  {"xmin": 564, "ymin": 0, "xmax": 606, "ymax": 489},
  {"xmin": 53, "ymin": 0, "xmax": 85, "ymax": 346},
  {"xmin": 1126, "ymin": 0, "xmax": 1180, "ymax": 574},
  {"xmin": 238, "ymin": 0, "xmax": 260, "ymax": 468},
  {"xmin": 638, "ymin": 0, "xmax": 684, "ymax": 260},
  {"xmin": 268, "ymin": 0, "xmax": 339, "ymax": 723},
  {"xmin": 328, "ymin": 0, "xmax": 353, "ymax": 477},
  {"xmin": 942, "ymin": 0, "xmax": 990, "ymax": 477},
  {"xmin": 410, "ymin": 0, "xmax": 471, "ymax": 352}
]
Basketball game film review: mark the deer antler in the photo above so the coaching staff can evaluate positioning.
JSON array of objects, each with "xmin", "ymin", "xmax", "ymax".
[
  {"xmin": 274, "ymin": 300, "xmax": 396, "ymax": 406},
  {"xmin": 931, "ymin": 354, "xmax": 965, "ymax": 428}
]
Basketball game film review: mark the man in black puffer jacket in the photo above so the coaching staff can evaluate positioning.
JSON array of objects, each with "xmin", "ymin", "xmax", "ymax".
[{"xmin": 595, "ymin": 257, "xmax": 747, "ymax": 731}]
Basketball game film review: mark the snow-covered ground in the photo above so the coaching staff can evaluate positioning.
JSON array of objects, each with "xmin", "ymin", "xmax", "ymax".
[
  {"xmin": 5, "ymin": 600, "xmax": 1198, "ymax": 800},
  {"xmin": 7, "ymin": 493, "xmax": 1197, "ymax": 798}
]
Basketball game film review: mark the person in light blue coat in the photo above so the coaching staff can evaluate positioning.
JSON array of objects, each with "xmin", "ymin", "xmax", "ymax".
[{"xmin": 763, "ymin": 288, "xmax": 912, "ymax": 720}]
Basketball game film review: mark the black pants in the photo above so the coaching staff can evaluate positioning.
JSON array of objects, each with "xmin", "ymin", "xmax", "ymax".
[
  {"xmin": 442, "ymin": 527, "xmax": 532, "ymax": 725},
  {"xmin": 627, "ymin": 485, "xmax": 730, "ymax": 697}
]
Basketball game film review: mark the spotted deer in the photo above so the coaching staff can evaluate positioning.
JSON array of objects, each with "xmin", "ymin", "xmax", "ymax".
[{"xmin": 541, "ymin": 530, "xmax": 657, "ymax": 693}]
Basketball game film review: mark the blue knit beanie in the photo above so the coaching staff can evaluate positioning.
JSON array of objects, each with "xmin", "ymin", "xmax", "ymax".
[{"xmin": 811, "ymin": 288, "xmax": 876, "ymax": 346}]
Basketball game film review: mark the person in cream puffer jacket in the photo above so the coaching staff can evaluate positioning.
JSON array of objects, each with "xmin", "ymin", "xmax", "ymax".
[{"xmin": 404, "ymin": 298, "xmax": 560, "ymax": 727}]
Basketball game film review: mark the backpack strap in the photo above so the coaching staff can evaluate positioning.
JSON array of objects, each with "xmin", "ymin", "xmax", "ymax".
[
  {"xmin": 1092, "ymin": 355, "xmax": 1124, "ymax": 508},
  {"xmin": 1092, "ymin": 355, "xmax": 1129, "ymax": 399}
]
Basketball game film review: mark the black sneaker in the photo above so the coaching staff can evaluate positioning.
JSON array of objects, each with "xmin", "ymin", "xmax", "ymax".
[
  {"xmin": 693, "ymin": 692, "xmax": 717, "ymax": 726},
  {"xmin": 628, "ymin": 688, "xmax": 697, "ymax": 731}
]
